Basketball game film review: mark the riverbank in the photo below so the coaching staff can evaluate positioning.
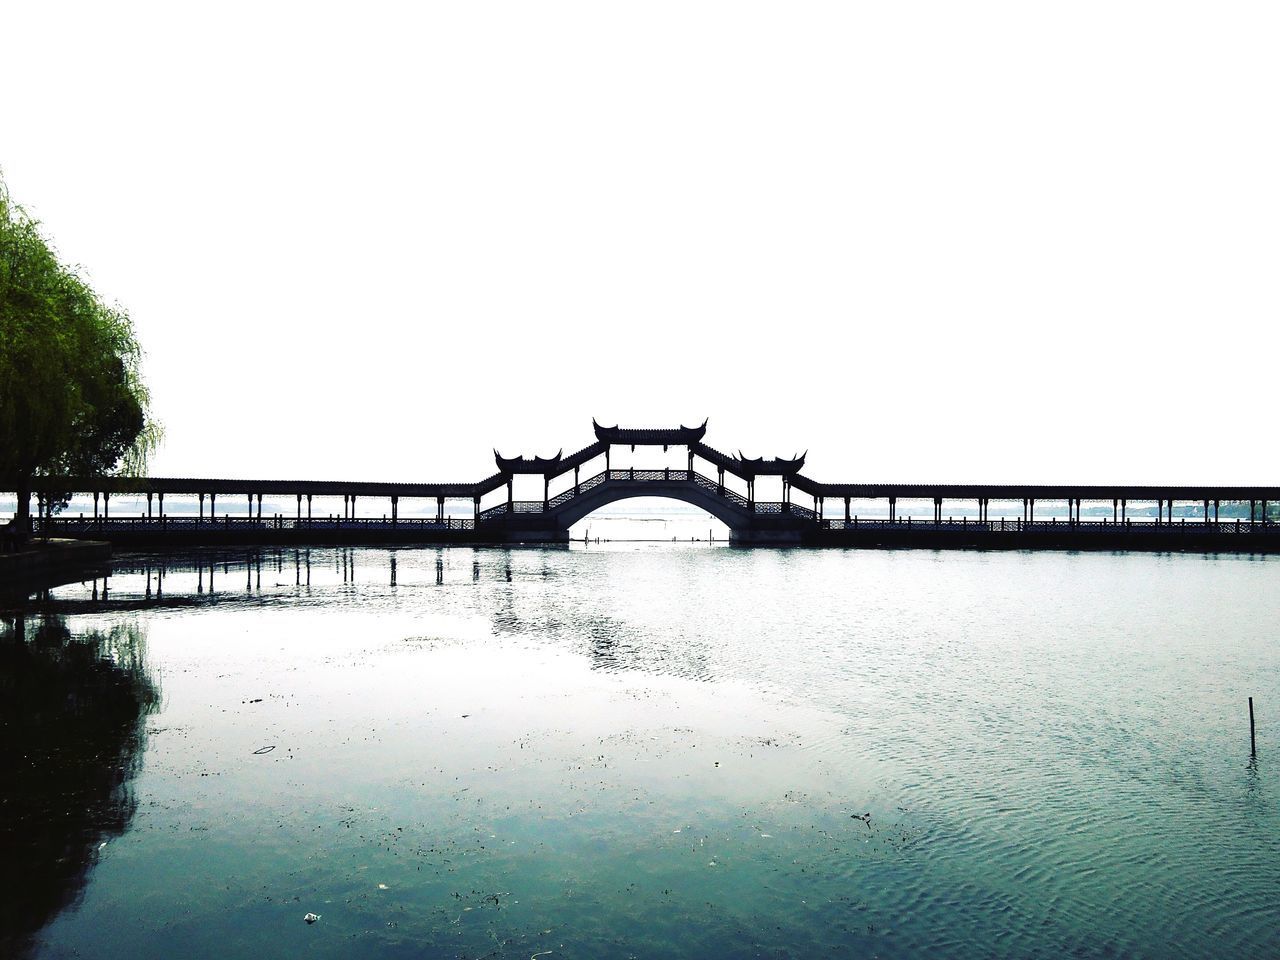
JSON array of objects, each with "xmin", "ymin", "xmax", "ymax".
[{"xmin": 0, "ymin": 538, "xmax": 111, "ymax": 595}]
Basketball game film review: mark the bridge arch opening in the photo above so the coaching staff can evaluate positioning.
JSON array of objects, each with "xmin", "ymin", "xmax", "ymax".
[{"xmin": 567, "ymin": 496, "xmax": 731, "ymax": 543}]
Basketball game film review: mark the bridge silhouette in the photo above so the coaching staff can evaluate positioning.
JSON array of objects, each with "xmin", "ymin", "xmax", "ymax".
[{"xmin": 21, "ymin": 419, "xmax": 1280, "ymax": 550}]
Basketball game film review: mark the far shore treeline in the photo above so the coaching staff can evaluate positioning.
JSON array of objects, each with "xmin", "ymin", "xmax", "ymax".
[{"xmin": 0, "ymin": 172, "xmax": 157, "ymax": 542}]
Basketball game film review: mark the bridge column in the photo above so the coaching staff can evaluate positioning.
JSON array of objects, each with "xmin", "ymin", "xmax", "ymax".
[
  {"xmin": 1214, "ymin": 500, "xmax": 1219, "ymax": 523},
  {"xmin": 845, "ymin": 497, "xmax": 850, "ymax": 523},
  {"xmin": 158, "ymin": 492, "xmax": 164, "ymax": 521},
  {"xmin": 93, "ymin": 491, "xmax": 99, "ymax": 519},
  {"xmin": 717, "ymin": 468, "xmax": 724, "ymax": 495},
  {"xmin": 573, "ymin": 467, "xmax": 579, "ymax": 495},
  {"xmin": 507, "ymin": 479, "xmax": 513, "ymax": 510},
  {"xmin": 1121, "ymin": 498, "xmax": 1127, "ymax": 522},
  {"xmin": 104, "ymin": 491, "xmax": 110, "ymax": 519},
  {"xmin": 473, "ymin": 496, "xmax": 480, "ymax": 523},
  {"xmin": 543, "ymin": 476, "xmax": 549, "ymax": 512},
  {"xmin": 1168, "ymin": 499, "xmax": 1174, "ymax": 524},
  {"xmin": 1264, "ymin": 500, "xmax": 1269, "ymax": 525},
  {"xmin": 210, "ymin": 493, "xmax": 216, "ymax": 519},
  {"xmin": 1113, "ymin": 498, "xmax": 1118, "ymax": 522},
  {"xmin": 437, "ymin": 496, "xmax": 444, "ymax": 522},
  {"xmin": 247, "ymin": 494, "xmax": 253, "ymax": 520},
  {"xmin": 147, "ymin": 492, "xmax": 153, "ymax": 518},
  {"xmin": 307, "ymin": 495, "xmax": 312, "ymax": 520},
  {"xmin": 257, "ymin": 493, "xmax": 263, "ymax": 520},
  {"xmin": 297, "ymin": 494, "xmax": 302, "ymax": 519},
  {"xmin": 1029, "ymin": 499, "xmax": 1035, "ymax": 522},
  {"xmin": 1204, "ymin": 499, "xmax": 1209, "ymax": 523},
  {"xmin": 1250, "ymin": 500, "xmax": 1256, "ymax": 523},
  {"xmin": 687, "ymin": 448, "xmax": 693, "ymax": 474},
  {"xmin": 889, "ymin": 497, "xmax": 896, "ymax": 522},
  {"xmin": 197, "ymin": 492, "xmax": 203, "ymax": 520},
  {"xmin": 352, "ymin": 495, "xmax": 357, "ymax": 519}
]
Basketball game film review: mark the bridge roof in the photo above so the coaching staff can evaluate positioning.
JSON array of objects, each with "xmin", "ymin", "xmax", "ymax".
[
  {"xmin": 692, "ymin": 443, "xmax": 806, "ymax": 478},
  {"xmin": 29, "ymin": 474, "xmax": 510, "ymax": 499},
  {"xmin": 593, "ymin": 418, "xmax": 707, "ymax": 446},
  {"xmin": 788, "ymin": 476, "xmax": 1280, "ymax": 500},
  {"xmin": 494, "ymin": 450, "xmax": 563, "ymax": 474}
]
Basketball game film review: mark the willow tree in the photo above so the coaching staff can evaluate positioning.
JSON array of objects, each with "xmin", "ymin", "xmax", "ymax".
[{"xmin": 0, "ymin": 175, "xmax": 158, "ymax": 540}]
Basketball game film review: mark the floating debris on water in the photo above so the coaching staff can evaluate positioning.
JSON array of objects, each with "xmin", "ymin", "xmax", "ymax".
[{"xmin": 303, "ymin": 912, "xmax": 320, "ymax": 924}]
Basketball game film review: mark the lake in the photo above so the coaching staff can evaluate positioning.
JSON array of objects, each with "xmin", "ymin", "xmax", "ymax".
[{"xmin": 3, "ymin": 544, "xmax": 1277, "ymax": 958}]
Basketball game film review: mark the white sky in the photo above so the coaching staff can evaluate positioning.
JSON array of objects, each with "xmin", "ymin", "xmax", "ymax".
[{"xmin": 4, "ymin": 2, "xmax": 1278, "ymax": 484}]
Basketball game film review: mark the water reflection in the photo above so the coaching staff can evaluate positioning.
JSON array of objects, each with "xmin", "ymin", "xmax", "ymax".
[{"xmin": 0, "ymin": 615, "xmax": 159, "ymax": 959}]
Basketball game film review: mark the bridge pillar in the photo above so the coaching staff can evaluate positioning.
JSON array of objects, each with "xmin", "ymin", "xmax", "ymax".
[
  {"xmin": 257, "ymin": 493, "xmax": 263, "ymax": 519},
  {"xmin": 392, "ymin": 496, "xmax": 398, "ymax": 525},
  {"xmin": 1214, "ymin": 500, "xmax": 1219, "ymax": 523},
  {"xmin": 544, "ymin": 476, "xmax": 550, "ymax": 512},
  {"xmin": 889, "ymin": 497, "xmax": 896, "ymax": 522},
  {"xmin": 573, "ymin": 467, "xmax": 579, "ymax": 495},
  {"xmin": 247, "ymin": 494, "xmax": 253, "ymax": 520},
  {"xmin": 507, "ymin": 480, "xmax": 513, "ymax": 509},
  {"xmin": 210, "ymin": 493, "xmax": 216, "ymax": 519},
  {"xmin": 147, "ymin": 492, "xmax": 153, "ymax": 518},
  {"xmin": 1121, "ymin": 498, "xmax": 1126, "ymax": 522},
  {"xmin": 1029, "ymin": 499, "xmax": 1035, "ymax": 522},
  {"xmin": 473, "ymin": 496, "xmax": 480, "ymax": 523},
  {"xmin": 158, "ymin": 492, "xmax": 164, "ymax": 521},
  {"xmin": 104, "ymin": 491, "xmax": 110, "ymax": 519},
  {"xmin": 93, "ymin": 490, "xmax": 99, "ymax": 519},
  {"xmin": 1204, "ymin": 499, "xmax": 1209, "ymax": 523},
  {"xmin": 352, "ymin": 495, "xmax": 357, "ymax": 519},
  {"xmin": 1251, "ymin": 500, "xmax": 1256, "ymax": 522},
  {"xmin": 845, "ymin": 497, "xmax": 850, "ymax": 522},
  {"xmin": 718, "ymin": 468, "xmax": 724, "ymax": 495},
  {"xmin": 437, "ymin": 496, "xmax": 444, "ymax": 522},
  {"xmin": 297, "ymin": 494, "xmax": 302, "ymax": 519},
  {"xmin": 307, "ymin": 494, "xmax": 312, "ymax": 520},
  {"xmin": 198, "ymin": 492, "xmax": 203, "ymax": 520}
]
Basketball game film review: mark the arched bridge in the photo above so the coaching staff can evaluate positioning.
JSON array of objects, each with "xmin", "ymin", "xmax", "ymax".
[{"xmin": 20, "ymin": 418, "xmax": 1280, "ymax": 550}]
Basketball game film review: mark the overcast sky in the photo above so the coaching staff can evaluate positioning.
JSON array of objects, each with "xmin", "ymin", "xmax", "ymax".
[{"xmin": 4, "ymin": 2, "xmax": 1277, "ymax": 484}]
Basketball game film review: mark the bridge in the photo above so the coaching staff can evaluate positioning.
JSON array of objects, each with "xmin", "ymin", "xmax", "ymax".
[{"xmin": 17, "ymin": 419, "xmax": 1280, "ymax": 550}]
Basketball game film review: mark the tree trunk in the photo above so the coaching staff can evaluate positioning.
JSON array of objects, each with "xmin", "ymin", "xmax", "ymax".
[{"xmin": 14, "ymin": 477, "xmax": 31, "ymax": 544}]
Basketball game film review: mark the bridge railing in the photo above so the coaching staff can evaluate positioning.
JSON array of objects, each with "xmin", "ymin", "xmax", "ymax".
[
  {"xmin": 35, "ymin": 516, "xmax": 479, "ymax": 534},
  {"xmin": 817, "ymin": 517, "xmax": 1274, "ymax": 533}
]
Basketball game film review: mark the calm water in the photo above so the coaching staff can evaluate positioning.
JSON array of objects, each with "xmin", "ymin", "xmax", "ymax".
[{"xmin": 3, "ymin": 544, "xmax": 1277, "ymax": 958}]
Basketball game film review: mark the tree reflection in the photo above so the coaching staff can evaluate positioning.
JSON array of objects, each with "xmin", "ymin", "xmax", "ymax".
[{"xmin": 0, "ymin": 615, "xmax": 159, "ymax": 958}]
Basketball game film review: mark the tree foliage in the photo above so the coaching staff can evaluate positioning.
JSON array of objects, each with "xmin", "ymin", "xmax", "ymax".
[{"xmin": 0, "ymin": 173, "xmax": 158, "ymax": 529}]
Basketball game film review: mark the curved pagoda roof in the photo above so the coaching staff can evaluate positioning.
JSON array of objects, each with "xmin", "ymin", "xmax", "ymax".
[
  {"xmin": 593, "ymin": 418, "xmax": 708, "ymax": 447},
  {"xmin": 733, "ymin": 451, "xmax": 807, "ymax": 477},
  {"xmin": 494, "ymin": 449, "xmax": 563, "ymax": 474}
]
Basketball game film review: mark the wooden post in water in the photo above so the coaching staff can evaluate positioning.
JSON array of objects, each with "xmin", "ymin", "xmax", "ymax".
[{"xmin": 1250, "ymin": 697, "xmax": 1256, "ymax": 757}]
